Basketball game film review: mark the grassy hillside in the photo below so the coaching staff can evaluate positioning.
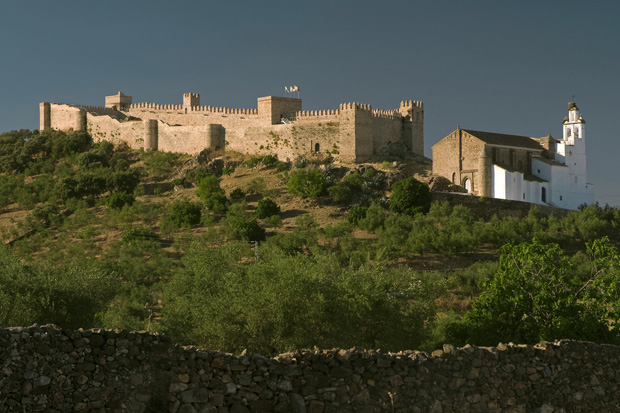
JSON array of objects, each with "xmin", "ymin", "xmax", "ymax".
[{"xmin": 1, "ymin": 129, "xmax": 620, "ymax": 354}]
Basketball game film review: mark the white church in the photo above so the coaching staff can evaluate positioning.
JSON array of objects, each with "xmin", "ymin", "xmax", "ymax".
[{"xmin": 432, "ymin": 102, "xmax": 595, "ymax": 210}]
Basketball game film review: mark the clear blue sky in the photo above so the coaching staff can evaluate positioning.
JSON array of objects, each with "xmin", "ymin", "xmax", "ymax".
[{"xmin": 1, "ymin": 0, "xmax": 619, "ymax": 205}]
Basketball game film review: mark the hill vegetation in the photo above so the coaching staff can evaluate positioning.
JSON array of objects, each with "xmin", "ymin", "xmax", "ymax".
[{"xmin": 1, "ymin": 129, "xmax": 620, "ymax": 354}]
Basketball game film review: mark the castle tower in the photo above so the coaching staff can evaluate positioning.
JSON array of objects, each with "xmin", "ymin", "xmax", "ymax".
[
  {"xmin": 105, "ymin": 91, "xmax": 132, "ymax": 111},
  {"xmin": 183, "ymin": 93, "xmax": 200, "ymax": 109},
  {"xmin": 399, "ymin": 101, "xmax": 424, "ymax": 155}
]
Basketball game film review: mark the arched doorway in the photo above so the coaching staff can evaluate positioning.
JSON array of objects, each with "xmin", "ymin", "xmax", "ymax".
[
  {"xmin": 463, "ymin": 178, "xmax": 471, "ymax": 193},
  {"xmin": 314, "ymin": 143, "xmax": 320, "ymax": 153},
  {"xmin": 451, "ymin": 172, "xmax": 456, "ymax": 183}
]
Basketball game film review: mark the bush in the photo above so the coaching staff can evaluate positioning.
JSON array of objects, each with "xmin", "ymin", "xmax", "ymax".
[
  {"xmin": 164, "ymin": 198, "xmax": 202, "ymax": 228},
  {"xmin": 255, "ymin": 198, "xmax": 280, "ymax": 219},
  {"xmin": 348, "ymin": 206, "xmax": 368, "ymax": 226},
  {"xmin": 171, "ymin": 178, "xmax": 185, "ymax": 187},
  {"xmin": 294, "ymin": 156, "xmax": 308, "ymax": 169},
  {"xmin": 247, "ymin": 178, "xmax": 266, "ymax": 195},
  {"xmin": 389, "ymin": 177, "xmax": 431, "ymax": 215},
  {"xmin": 196, "ymin": 173, "xmax": 225, "ymax": 200},
  {"xmin": 105, "ymin": 192, "xmax": 135, "ymax": 210},
  {"xmin": 222, "ymin": 166, "xmax": 235, "ymax": 176},
  {"xmin": 276, "ymin": 162, "xmax": 291, "ymax": 172},
  {"xmin": 287, "ymin": 168, "xmax": 327, "ymax": 198},
  {"xmin": 204, "ymin": 193, "xmax": 229, "ymax": 214},
  {"xmin": 358, "ymin": 200, "xmax": 385, "ymax": 232},
  {"xmin": 262, "ymin": 154, "xmax": 278, "ymax": 167},
  {"xmin": 328, "ymin": 182, "xmax": 353, "ymax": 204},
  {"xmin": 228, "ymin": 219, "xmax": 266, "ymax": 242},
  {"xmin": 230, "ymin": 188, "xmax": 246, "ymax": 200},
  {"xmin": 246, "ymin": 157, "xmax": 262, "ymax": 168},
  {"xmin": 141, "ymin": 151, "xmax": 184, "ymax": 176},
  {"xmin": 122, "ymin": 226, "xmax": 159, "ymax": 245}
]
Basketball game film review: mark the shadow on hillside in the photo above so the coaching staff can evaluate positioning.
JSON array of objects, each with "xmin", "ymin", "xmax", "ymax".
[{"xmin": 280, "ymin": 209, "xmax": 306, "ymax": 220}]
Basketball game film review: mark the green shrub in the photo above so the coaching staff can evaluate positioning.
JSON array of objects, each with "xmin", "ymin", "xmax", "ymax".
[
  {"xmin": 228, "ymin": 219, "xmax": 266, "ymax": 242},
  {"xmin": 246, "ymin": 157, "xmax": 262, "ymax": 168},
  {"xmin": 287, "ymin": 168, "xmax": 327, "ymax": 198},
  {"xmin": 222, "ymin": 166, "xmax": 235, "ymax": 176},
  {"xmin": 262, "ymin": 154, "xmax": 278, "ymax": 167},
  {"xmin": 171, "ymin": 178, "xmax": 185, "ymax": 187},
  {"xmin": 122, "ymin": 226, "xmax": 159, "ymax": 245},
  {"xmin": 276, "ymin": 161, "xmax": 291, "ymax": 172},
  {"xmin": 255, "ymin": 198, "xmax": 280, "ymax": 219},
  {"xmin": 230, "ymin": 188, "xmax": 246, "ymax": 200},
  {"xmin": 358, "ymin": 200, "xmax": 385, "ymax": 232},
  {"xmin": 247, "ymin": 178, "xmax": 266, "ymax": 195},
  {"xmin": 164, "ymin": 198, "xmax": 202, "ymax": 228},
  {"xmin": 204, "ymin": 193, "xmax": 229, "ymax": 214},
  {"xmin": 105, "ymin": 192, "xmax": 135, "ymax": 210},
  {"xmin": 328, "ymin": 182, "xmax": 353, "ymax": 204},
  {"xmin": 294, "ymin": 156, "xmax": 308, "ymax": 169},
  {"xmin": 348, "ymin": 206, "xmax": 368, "ymax": 226},
  {"xmin": 196, "ymin": 174, "xmax": 225, "ymax": 200},
  {"xmin": 389, "ymin": 177, "xmax": 431, "ymax": 215},
  {"xmin": 141, "ymin": 151, "xmax": 183, "ymax": 176}
]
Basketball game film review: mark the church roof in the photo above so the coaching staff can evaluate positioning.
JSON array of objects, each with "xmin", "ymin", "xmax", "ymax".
[
  {"xmin": 463, "ymin": 129, "xmax": 543, "ymax": 150},
  {"xmin": 532, "ymin": 156, "xmax": 567, "ymax": 167}
]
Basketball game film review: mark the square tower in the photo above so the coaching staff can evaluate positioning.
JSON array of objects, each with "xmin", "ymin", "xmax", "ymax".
[
  {"xmin": 257, "ymin": 96, "xmax": 302, "ymax": 125},
  {"xmin": 183, "ymin": 93, "xmax": 200, "ymax": 108},
  {"xmin": 105, "ymin": 91, "xmax": 132, "ymax": 111}
]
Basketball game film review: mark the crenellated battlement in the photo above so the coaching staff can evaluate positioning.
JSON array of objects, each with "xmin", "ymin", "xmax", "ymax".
[
  {"xmin": 339, "ymin": 102, "xmax": 372, "ymax": 111},
  {"xmin": 130, "ymin": 103, "xmax": 184, "ymax": 111},
  {"xmin": 372, "ymin": 109, "xmax": 401, "ymax": 119},
  {"xmin": 129, "ymin": 102, "xmax": 258, "ymax": 115},
  {"xmin": 400, "ymin": 100, "xmax": 424, "ymax": 109},
  {"xmin": 40, "ymin": 91, "xmax": 424, "ymax": 163},
  {"xmin": 294, "ymin": 109, "xmax": 340, "ymax": 120}
]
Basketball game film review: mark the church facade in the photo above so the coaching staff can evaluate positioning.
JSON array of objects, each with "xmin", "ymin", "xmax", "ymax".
[{"xmin": 432, "ymin": 103, "xmax": 594, "ymax": 210}]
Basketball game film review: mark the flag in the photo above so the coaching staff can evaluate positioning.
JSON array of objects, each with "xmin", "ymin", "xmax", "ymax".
[
  {"xmin": 294, "ymin": 85, "xmax": 299, "ymax": 92},
  {"xmin": 290, "ymin": 86, "xmax": 294, "ymax": 92},
  {"xmin": 285, "ymin": 86, "xmax": 289, "ymax": 93}
]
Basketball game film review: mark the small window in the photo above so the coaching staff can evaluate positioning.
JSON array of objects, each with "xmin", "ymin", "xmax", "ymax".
[
  {"xmin": 314, "ymin": 143, "xmax": 320, "ymax": 153},
  {"xmin": 541, "ymin": 187, "xmax": 547, "ymax": 203},
  {"xmin": 451, "ymin": 172, "xmax": 456, "ymax": 183},
  {"xmin": 522, "ymin": 193, "xmax": 525, "ymax": 200},
  {"xmin": 560, "ymin": 196, "xmax": 562, "ymax": 201}
]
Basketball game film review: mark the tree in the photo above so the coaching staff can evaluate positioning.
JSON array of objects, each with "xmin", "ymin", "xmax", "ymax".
[
  {"xmin": 458, "ymin": 237, "xmax": 620, "ymax": 346},
  {"xmin": 287, "ymin": 168, "xmax": 327, "ymax": 198},
  {"xmin": 389, "ymin": 177, "xmax": 431, "ymax": 215},
  {"xmin": 164, "ymin": 198, "xmax": 202, "ymax": 228},
  {"xmin": 255, "ymin": 198, "xmax": 280, "ymax": 219},
  {"xmin": 0, "ymin": 247, "xmax": 117, "ymax": 329},
  {"xmin": 106, "ymin": 192, "xmax": 135, "ymax": 210}
]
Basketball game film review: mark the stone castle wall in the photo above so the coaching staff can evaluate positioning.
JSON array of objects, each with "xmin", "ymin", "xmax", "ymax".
[
  {"xmin": 40, "ymin": 94, "xmax": 424, "ymax": 163},
  {"xmin": 1, "ymin": 325, "xmax": 619, "ymax": 412}
]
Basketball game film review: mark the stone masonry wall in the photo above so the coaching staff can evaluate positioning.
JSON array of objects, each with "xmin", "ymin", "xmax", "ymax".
[
  {"xmin": 41, "ymin": 96, "xmax": 424, "ymax": 163},
  {"xmin": 1, "ymin": 325, "xmax": 619, "ymax": 412}
]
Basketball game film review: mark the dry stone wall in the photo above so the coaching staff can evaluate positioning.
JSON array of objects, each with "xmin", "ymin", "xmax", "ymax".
[{"xmin": 1, "ymin": 325, "xmax": 619, "ymax": 412}]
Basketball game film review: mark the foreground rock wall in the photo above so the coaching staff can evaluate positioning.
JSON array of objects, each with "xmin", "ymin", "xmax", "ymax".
[{"xmin": 1, "ymin": 325, "xmax": 619, "ymax": 412}]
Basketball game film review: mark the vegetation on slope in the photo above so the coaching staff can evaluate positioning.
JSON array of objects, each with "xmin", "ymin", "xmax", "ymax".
[{"xmin": 1, "ymin": 129, "xmax": 620, "ymax": 354}]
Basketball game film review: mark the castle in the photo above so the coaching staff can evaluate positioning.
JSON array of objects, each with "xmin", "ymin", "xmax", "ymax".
[
  {"xmin": 432, "ymin": 102, "xmax": 594, "ymax": 210},
  {"xmin": 39, "ymin": 91, "xmax": 424, "ymax": 162}
]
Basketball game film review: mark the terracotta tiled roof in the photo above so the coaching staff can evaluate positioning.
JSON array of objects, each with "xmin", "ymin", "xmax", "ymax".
[{"xmin": 463, "ymin": 129, "xmax": 543, "ymax": 150}]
